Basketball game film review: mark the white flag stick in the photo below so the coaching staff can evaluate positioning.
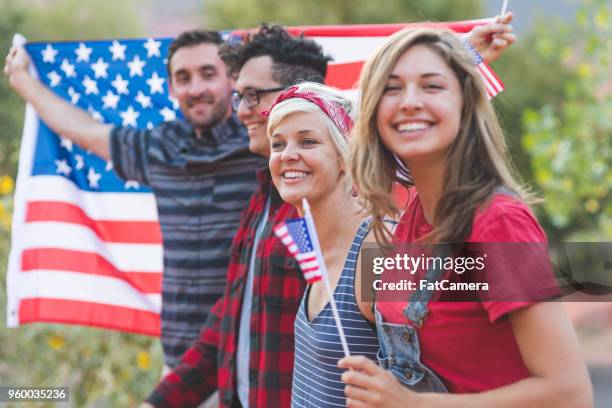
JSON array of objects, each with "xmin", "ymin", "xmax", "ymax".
[
  {"xmin": 302, "ymin": 198, "xmax": 350, "ymax": 357},
  {"xmin": 500, "ymin": 0, "xmax": 509, "ymax": 17}
]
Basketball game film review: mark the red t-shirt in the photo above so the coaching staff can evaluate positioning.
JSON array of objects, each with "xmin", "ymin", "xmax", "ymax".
[{"xmin": 377, "ymin": 188, "xmax": 548, "ymax": 393}]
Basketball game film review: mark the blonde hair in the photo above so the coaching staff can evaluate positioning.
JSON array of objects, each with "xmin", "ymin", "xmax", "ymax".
[
  {"xmin": 267, "ymin": 82, "xmax": 355, "ymax": 191},
  {"xmin": 350, "ymin": 28, "xmax": 537, "ymax": 244}
]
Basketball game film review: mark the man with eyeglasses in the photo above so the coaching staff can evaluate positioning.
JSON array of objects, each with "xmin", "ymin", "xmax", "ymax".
[
  {"xmin": 143, "ymin": 19, "xmax": 517, "ymax": 408},
  {"xmin": 143, "ymin": 24, "xmax": 328, "ymax": 408},
  {"xmin": 4, "ymin": 30, "xmax": 265, "ymax": 374}
]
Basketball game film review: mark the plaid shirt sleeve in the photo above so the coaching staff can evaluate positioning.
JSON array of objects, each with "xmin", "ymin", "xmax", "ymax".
[
  {"xmin": 145, "ymin": 297, "xmax": 222, "ymax": 407},
  {"xmin": 145, "ymin": 171, "xmax": 267, "ymax": 408},
  {"xmin": 145, "ymin": 171, "xmax": 306, "ymax": 408}
]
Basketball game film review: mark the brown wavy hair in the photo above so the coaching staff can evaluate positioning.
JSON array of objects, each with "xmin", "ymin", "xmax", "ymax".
[{"xmin": 350, "ymin": 28, "xmax": 537, "ymax": 244}]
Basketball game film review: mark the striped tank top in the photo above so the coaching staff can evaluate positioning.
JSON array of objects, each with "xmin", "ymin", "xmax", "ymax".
[{"xmin": 291, "ymin": 219, "xmax": 380, "ymax": 408}]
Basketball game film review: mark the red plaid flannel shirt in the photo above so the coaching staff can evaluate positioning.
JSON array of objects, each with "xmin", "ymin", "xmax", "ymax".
[{"xmin": 147, "ymin": 169, "xmax": 306, "ymax": 407}]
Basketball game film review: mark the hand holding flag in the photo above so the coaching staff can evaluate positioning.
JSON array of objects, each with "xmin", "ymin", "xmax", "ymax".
[{"xmin": 501, "ymin": 0, "xmax": 509, "ymax": 17}]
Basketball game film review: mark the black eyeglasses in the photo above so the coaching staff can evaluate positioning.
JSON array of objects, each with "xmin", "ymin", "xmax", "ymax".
[{"xmin": 231, "ymin": 87, "xmax": 286, "ymax": 111}]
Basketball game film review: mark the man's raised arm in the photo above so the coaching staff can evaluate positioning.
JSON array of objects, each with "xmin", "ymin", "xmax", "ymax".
[{"xmin": 4, "ymin": 45, "xmax": 112, "ymax": 161}]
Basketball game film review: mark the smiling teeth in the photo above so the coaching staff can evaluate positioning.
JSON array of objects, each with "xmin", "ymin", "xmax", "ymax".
[
  {"xmin": 397, "ymin": 122, "xmax": 430, "ymax": 132},
  {"xmin": 283, "ymin": 171, "xmax": 309, "ymax": 179},
  {"xmin": 247, "ymin": 124, "xmax": 259, "ymax": 131}
]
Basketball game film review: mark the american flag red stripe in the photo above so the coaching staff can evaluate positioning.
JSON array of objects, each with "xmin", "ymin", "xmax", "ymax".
[
  {"xmin": 477, "ymin": 62, "xmax": 504, "ymax": 98},
  {"xmin": 280, "ymin": 19, "xmax": 490, "ymax": 37},
  {"xmin": 18, "ymin": 298, "xmax": 160, "ymax": 336},
  {"xmin": 25, "ymin": 201, "xmax": 162, "ymax": 244}
]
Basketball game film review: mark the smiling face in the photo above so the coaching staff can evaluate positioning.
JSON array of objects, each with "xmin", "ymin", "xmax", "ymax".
[
  {"xmin": 235, "ymin": 56, "xmax": 284, "ymax": 157},
  {"xmin": 269, "ymin": 111, "xmax": 344, "ymax": 207},
  {"xmin": 376, "ymin": 44, "xmax": 463, "ymax": 167},
  {"xmin": 168, "ymin": 43, "xmax": 233, "ymax": 132}
]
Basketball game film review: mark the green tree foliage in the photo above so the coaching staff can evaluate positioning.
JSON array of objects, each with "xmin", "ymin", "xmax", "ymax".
[
  {"xmin": 490, "ymin": 30, "xmax": 572, "ymax": 182},
  {"xmin": 0, "ymin": 1, "xmax": 28, "ymax": 177},
  {"xmin": 205, "ymin": 0, "xmax": 483, "ymax": 29},
  {"xmin": 521, "ymin": 0, "xmax": 611, "ymax": 240},
  {"xmin": 0, "ymin": 1, "xmax": 164, "ymax": 406}
]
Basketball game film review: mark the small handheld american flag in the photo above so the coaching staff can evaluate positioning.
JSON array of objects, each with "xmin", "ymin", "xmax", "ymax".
[
  {"xmin": 464, "ymin": 40, "xmax": 505, "ymax": 99},
  {"xmin": 274, "ymin": 219, "xmax": 323, "ymax": 284},
  {"xmin": 274, "ymin": 199, "xmax": 351, "ymax": 357}
]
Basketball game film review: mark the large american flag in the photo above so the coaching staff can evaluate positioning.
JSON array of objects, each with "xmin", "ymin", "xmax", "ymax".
[{"xmin": 7, "ymin": 19, "xmax": 499, "ymax": 336}]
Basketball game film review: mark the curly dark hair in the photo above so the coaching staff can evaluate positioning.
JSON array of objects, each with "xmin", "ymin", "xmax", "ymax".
[
  {"xmin": 166, "ymin": 30, "xmax": 223, "ymax": 76},
  {"xmin": 219, "ymin": 24, "xmax": 333, "ymax": 86}
]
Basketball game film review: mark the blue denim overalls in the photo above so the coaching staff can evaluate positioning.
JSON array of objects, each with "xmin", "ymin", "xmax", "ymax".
[{"xmin": 374, "ymin": 246, "xmax": 449, "ymax": 393}]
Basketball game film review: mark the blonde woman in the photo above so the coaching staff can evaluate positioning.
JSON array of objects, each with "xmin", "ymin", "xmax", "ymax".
[
  {"xmin": 340, "ymin": 28, "xmax": 593, "ymax": 407},
  {"xmin": 265, "ymin": 82, "xmax": 381, "ymax": 407}
]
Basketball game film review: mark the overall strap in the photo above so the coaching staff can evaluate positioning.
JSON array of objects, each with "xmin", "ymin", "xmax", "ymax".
[{"xmin": 403, "ymin": 244, "xmax": 452, "ymax": 327}]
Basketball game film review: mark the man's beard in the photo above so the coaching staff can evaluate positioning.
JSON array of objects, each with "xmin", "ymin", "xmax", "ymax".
[{"xmin": 186, "ymin": 93, "xmax": 230, "ymax": 131}]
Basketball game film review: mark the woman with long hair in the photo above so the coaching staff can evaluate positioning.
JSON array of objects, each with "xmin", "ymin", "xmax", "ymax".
[
  {"xmin": 340, "ymin": 28, "xmax": 593, "ymax": 407},
  {"xmin": 265, "ymin": 82, "xmax": 380, "ymax": 407}
]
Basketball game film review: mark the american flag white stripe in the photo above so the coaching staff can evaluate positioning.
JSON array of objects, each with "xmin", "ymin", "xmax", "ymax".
[
  {"xmin": 21, "ymin": 222, "xmax": 162, "ymax": 272},
  {"xmin": 26, "ymin": 175, "xmax": 158, "ymax": 221},
  {"xmin": 303, "ymin": 270, "xmax": 323, "ymax": 281},
  {"xmin": 16, "ymin": 271, "xmax": 161, "ymax": 312},
  {"xmin": 477, "ymin": 63, "xmax": 504, "ymax": 97},
  {"xmin": 311, "ymin": 37, "xmax": 388, "ymax": 64}
]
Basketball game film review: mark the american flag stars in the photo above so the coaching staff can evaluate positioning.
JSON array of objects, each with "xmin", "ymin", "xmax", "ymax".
[
  {"xmin": 143, "ymin": 38, "xmax": 162, "ymax": 58},
  {"xmin": 41, "ymin": 44, "xmax": 58, "ymax": 63},
  {"xmin": 87, "ymin": 167, "xmax": 102, "ymax": 189},
  {"xmin": 75, "ymin": 42, "xmax": 93, "ymax": 63},
  {"xmin": 111, "ymin": 74, "xmax": 129, "ymax": 94},
  {"xmin": 146, "ymin": 71, "xmax": 165, "ymax": 94},
  {"xmin": 31, "ymin": 37, "xmax": 180, "ymax": 130},
  {"xmin": 55, "ymin": 159, "xmax": 72, "ymax": 176},
  {"xmin": 74, "ymin": 155, "xmax": 85, "ymax": 170},
  {"xmin": 68, "ymin": 86, "xmax": 80, "ymax": 104},
  {"xmin": 47, "ymin": 71, "xmax": 61, "ymax": 87},
  {"xmin": 27, "ymin": 37, "xmax": 180, "ymax": 192},
  {"xmin": 102, "ymin": 90, "xmax": 120, "ymax": 109},
  {"xmin": 59, "ymin": 137, "xmax": 73, "ymax": 152},
  {"xmin": 159, "ymin": 106, "xmax": 176, "ymax": 122},
  {"xmin": 91, "ymin": 57, "xmax": 109, "ymax": 78},
  {"xmin": 60, "ymin": 59, "xmax": 76, "ymax": 78},
  {"xmin": 109, "ymin": 40, "xmax": 127, "ymax": 61},
  {"xmin": 120, "ymin": 105, "xmax": 140, "ymax": 127},
  {"xmin": 128, "ymin": 55, "xmax": 146, "ymax": 77},
  {"xmin": 136, "ymin": 91, "xmax": 152, "ymax": 109},
  {"xmin": 82, "ymin": 76, "xmax": 99, "ymax": 95}
]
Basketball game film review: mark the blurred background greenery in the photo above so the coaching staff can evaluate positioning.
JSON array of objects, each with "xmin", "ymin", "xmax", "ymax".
[{"xmin": 0, "ymin": 0, "xmax": 610, "ymax": 406}]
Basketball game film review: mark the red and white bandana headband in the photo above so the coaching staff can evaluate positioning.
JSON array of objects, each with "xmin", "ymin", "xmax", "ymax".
[{"xmin": 262, "ymin": 85, "xmax": 354, "ymax": 137}]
